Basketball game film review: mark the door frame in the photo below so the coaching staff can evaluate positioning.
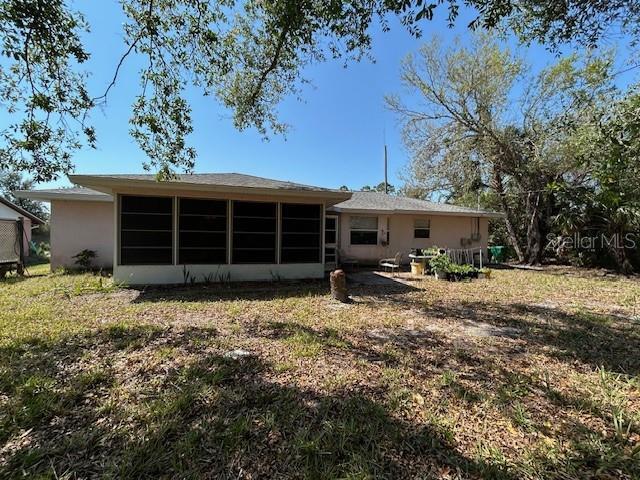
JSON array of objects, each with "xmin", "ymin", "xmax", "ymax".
[{"xmin": 324, "ymin": 214, "xmax": 339, "ymax": 268}]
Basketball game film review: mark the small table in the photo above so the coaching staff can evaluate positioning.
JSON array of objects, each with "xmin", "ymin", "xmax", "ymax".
[{"xmin": 408, "ymin": 253, "xmax": 436, "ymax": 275}]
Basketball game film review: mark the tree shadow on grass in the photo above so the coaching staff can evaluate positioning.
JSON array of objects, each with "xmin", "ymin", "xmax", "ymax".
[
  {"xmin": 374, "ymin": 292, "xmax": 640, "ymax": 377},
  {"xmin": 0, "ymin": 323, "xmax": 521, "ymax": 480},
  {"xmin": 131, "ymin": 279, "xmax": 331, "ymax": 304},
  {"xmin": 129, "ymin": 270, "xmax": 422, "ymax": 305}
]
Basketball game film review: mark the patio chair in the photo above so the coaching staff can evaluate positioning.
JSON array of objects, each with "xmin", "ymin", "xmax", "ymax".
[{"xmin": 379, "ymin": 252, "xmax": 403, "ymax": 277}]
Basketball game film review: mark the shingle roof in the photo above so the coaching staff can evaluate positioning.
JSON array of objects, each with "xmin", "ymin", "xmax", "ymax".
[
  {"xmin": 24, "ymin": 187, "xmax": 108, "ymax": 196},
  {"xmin": 329, "ymin": 191, "xmax": 502, "ymax": 217},
  {"xmin": 14, "ymin": 187, "xmax": 113, "ymax": 202},
  {"xmin": 73, "ymin": 173, "xmax": 342, "ymax": 193}
]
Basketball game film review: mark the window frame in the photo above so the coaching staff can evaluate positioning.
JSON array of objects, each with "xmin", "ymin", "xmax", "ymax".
[
  {"xmin": 324, "ymin": 215, "xmax": 338, "ymax": 246},
  {"xmin": 280, "ymin": 203, "xmax": 323, "ymax": 264},
  {"xmin": 349, "ymin": 215, "xmax": 378, "ymax": 246},
  {"xmin": 231, "ymin": 200, "xmax": 278, "ymax": 264},
  {"xmin": 119, "ymin": 194, "xmax": 175, "ymax": 266},
  {"xmin": 177, "ymin": 197, "xmax": 228, "ymax": 265},
  {"xmin": 414, "ymin": 217, "xmax": 431, "ymax": 239}
]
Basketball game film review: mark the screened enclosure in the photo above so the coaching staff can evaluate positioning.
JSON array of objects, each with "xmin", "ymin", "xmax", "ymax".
[
  {"xmin": 119, "ymin": 196, "xmax": 326, "ymax": 266},
  {"xmin": 232, "ymin": 201, "xmax": 277, "ymax": 264},
  {"xmin": 280, "ymin": 203, "xmax": 322, "ymax": 263},
  {"xmin": 120, "ymin": 195, "xmax": 173, "ymax": 265},
  {"xmin": 179, "ymin": 198, "xmax": 227, "ymax": 264}
]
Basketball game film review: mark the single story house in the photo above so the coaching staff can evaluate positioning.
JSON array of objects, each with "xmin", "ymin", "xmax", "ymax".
[
  {"xmin": 16, "ymin": 173, "xmax": 502, "ymax": 284},
  {"xmin": 0, "ymin": 196, "xmax": 44, "ymax": 257}
]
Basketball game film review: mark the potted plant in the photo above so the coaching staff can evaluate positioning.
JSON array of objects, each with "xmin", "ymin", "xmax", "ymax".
[
  {"xmin": 468, "ymin": 265, "xmax": 479, "ymax": 279},
  {"xmin": 478, "ymin": 267, "xmax": 492, "ymax": 279},
  {"xmin": 445, "ymin": 264, "xmax": 458, "ymax": 282},
  {"xmin": 447, "ymin": 264, "xmax": 477, "ymax": 281},
  {"xmin": 429, "ymin": 254, "xmax": 451, "ymax": 281}
]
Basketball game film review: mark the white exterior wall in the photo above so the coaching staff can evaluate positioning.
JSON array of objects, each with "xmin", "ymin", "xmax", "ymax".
[
  {"xmin": 115, "ymin": 263, "xmax": 324, "ymax": 285},
  {"xmin": 50, "ymin": 200, "xmax": 114, "ymax": 269},
  {"xmin": 338, "ymin": 213, "xmax": 489, "ymax": 264}
]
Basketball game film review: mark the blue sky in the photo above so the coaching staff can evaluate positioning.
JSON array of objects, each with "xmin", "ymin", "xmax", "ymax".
[{"xmin": 26, "ymin": 3, "xmax": 636, "ymax": 191}]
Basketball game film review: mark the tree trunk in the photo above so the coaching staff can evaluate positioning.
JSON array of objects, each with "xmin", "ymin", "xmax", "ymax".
[
  {"xmin": 330, "ymin": 269, "xmax": 348, "ymax": 302},
  {"xmin": 492, "ymin": 167, "xmax": 525, "ymax": 262},
  {"xmin": 612, "ymin": 229, "xmax": 634, "ymax": 274},
  {"xmin": 525, "ymin": 192, "xmax": 544, "ymax": 265}
]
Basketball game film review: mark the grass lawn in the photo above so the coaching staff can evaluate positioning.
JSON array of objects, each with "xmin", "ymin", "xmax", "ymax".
[{"xmin": 0, "ymin": 264, "xmax": 639, "ymax": 479}]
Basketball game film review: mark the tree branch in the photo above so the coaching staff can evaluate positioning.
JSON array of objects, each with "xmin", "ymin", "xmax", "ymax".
[
  {"xmin": 91, "ymin": 37, "xmax": 141, "ymax": 105},
  {"xmin": 248, "ymin": 22, "xmax": 291, "ymax": 108}
]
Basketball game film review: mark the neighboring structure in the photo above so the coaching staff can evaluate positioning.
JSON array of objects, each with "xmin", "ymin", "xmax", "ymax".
[
  {"xmin": 15, "ymin": 173, "xmax": 502, "ymax": 284},
  {"xmin": 0, "ymin": 196, "xmax": 44, "ymax": 256}
]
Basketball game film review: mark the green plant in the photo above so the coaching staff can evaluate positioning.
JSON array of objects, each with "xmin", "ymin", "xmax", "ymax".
[
  {"xmin": 429, "ymin": 254, "xmax": 452, "ymax": 272},
  {"xmin": 423, "ymin": 246, "xmax": 441, "ymax": 255},
  {"xmin": 72, "ymin": 249, "xmax": 96, "ymax": 270},
  {"xmin": 182, "ymin": 265, "xmax": 195, "ymax": 285}
]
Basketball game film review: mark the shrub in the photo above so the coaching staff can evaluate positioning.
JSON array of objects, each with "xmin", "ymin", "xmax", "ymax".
[
  {"xmin": 429, "ymin": 254, "xmax": 452, "ymax": 272},
  {"xmin": 72, "ymin": 249, "xmax": 97, "ymax": 270}
]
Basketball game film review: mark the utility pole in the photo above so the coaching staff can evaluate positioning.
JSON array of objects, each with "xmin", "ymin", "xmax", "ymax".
[{"xmin": 384, "ymin": 144, "xmax": 388, "ymax": 194}]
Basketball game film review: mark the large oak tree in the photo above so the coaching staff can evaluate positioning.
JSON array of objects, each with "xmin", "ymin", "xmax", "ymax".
[{"xmin": 1, "ymin": 0, "xmax": 639, "ymax": 181}]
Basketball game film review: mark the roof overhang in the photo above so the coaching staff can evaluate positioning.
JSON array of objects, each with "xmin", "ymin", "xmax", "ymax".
[
  {"xmin": 69, "ymin": 175, "xmax": 352, "ymax": 203},
  {"xmin": 14, "ymin": 189, "xmax": 113, "ymax": 203},
  {"xmin": 328, "ymin": 206, "xmax": 505, "ymax": 219}
]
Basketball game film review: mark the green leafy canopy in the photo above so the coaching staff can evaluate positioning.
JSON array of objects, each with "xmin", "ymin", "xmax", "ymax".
[{"xmin": 2, "ymin": 0, "xmax": 640, "ymax": 181}]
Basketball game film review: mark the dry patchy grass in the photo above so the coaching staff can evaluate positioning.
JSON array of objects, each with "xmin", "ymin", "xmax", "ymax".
[{"xmin": 0, "ymin": 266, "xmax": 638, "ymax": 479}]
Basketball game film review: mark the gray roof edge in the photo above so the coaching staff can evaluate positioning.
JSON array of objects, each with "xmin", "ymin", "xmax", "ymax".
[
  {"xmin": 328, "ymin": 191, "xmax": 504, "ymax": 218},
  {"xmin": 69, "ymin": 172, "xmax": 348, "ymax": 195},
  {"xmin": 327, "ymin": 205, "xmax": 504, "ymax": 218},
  {"xmin": 13, "ymin": 188, "xmax": 113, "ymax": 203}
]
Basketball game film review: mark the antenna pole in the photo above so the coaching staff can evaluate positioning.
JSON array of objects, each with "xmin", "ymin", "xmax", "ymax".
[{"xmin": 384, "ymin": 144, "xmax": 388, "ymax": 194}]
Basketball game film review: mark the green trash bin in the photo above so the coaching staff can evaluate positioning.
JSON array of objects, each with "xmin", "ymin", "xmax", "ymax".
[{"xmin": 489, "ymin": 246, "xmax": 506, "ymax": 263}]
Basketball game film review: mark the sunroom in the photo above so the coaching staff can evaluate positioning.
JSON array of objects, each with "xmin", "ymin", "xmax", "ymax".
[{"xmin": 69, "ymin": 173, "xmax": 351, "ymax": 285}]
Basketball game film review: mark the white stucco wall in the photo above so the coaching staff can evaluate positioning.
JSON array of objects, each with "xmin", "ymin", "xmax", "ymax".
[
  {"xmin": 50, "ymin": 200, "xmax": 114, "ymax": 269},
  {"xmin": 114, "ymin": 263, "xmax": 325, "ymax": 285},
  {"xmin": 338, "ymin": 213, "xmax": 489, "ymax": 264}
]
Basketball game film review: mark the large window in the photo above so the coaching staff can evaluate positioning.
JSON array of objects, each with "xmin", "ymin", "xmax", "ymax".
[
  {"xmin": 232, "ymin": 201, "xmax": 277, "ymax": 264},
  {"xmin": 414, "ymin": 218, "xmax": 431, "ymax": 239},
  {"xmin": 178, "ymin": 198, "xmax": 227, "ymax": 264},
  {"xmin": 281, "ymin": 204, "xmax": 322, "ymax": 263},
  {"xmin": 120, "ymin": 195, "xmax": 173, "ymax": 265},
  {"xmin": 350, "ymin": 216, "xmax": 378, "ymax": 245}
]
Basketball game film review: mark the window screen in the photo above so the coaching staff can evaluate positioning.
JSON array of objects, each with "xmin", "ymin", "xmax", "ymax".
[
  {"xmin": 120, "ymin": 195, "xmax": 173, "ymax": 265},
  {"xmin": 350, "ymin": 216, "xmax": 378, "ymax": 245},
  {"xmin": 281, "ymin": 203, "xmax": 322, "ymax": 263},
  {"xmin": 178, "ymin": 198, "xmax": 227, "ymax": 264},
  {"xmin": 232, "ymin": 201, "xmax": 277, "ymax": 264},
  {"xmin": 414, "ymin": 218, "xmax": 431, "ymax": 239},
  {"xmin": 325, "ymin": 216, "xmax": 337, "ymax": 245}
]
